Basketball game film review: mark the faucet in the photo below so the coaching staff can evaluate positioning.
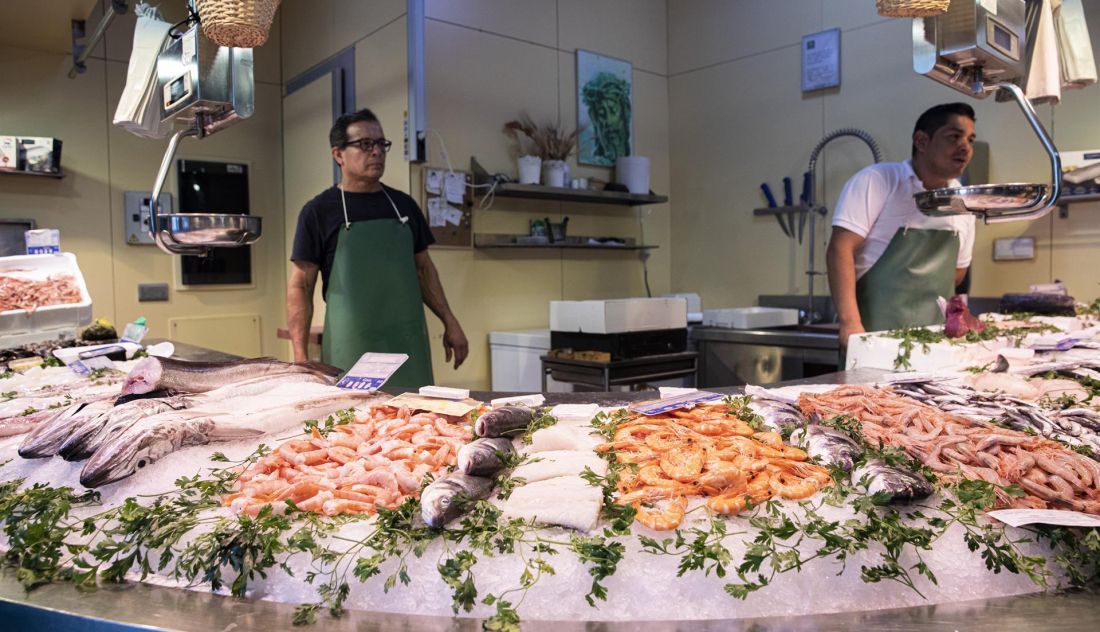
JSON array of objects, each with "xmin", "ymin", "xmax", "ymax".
[{"xmin": 803, "ymin": 128, "xmax": 883, "ymax": 324}]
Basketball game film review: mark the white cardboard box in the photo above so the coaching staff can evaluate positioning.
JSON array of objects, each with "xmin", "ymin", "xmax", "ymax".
[
  {"xmin": 0, "ymin": 136, "xmax": 17, "ymax": 170},
  {"xmin": 549, "ymin": 298, "xmax": 687, "ymax": 334},
  {"xmin": 0, "ymin": 253, "xmax": 93, "ymax": 338},
  {"xmin": 702, "ymin": 307, "xmax": 799, "ymax": 329}
]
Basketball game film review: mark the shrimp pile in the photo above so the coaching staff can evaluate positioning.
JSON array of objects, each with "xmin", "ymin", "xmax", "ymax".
[
  {"xmin": 0, "ymin": 273, "xmax": 82, "ymax": 312},
  {"xmin": 598, "ymin": 403, "xmax": 833, "ymax": 531},
  {"xmin": 800, "ymin": 385, "xmax": 1100, "ymax": 514},
  {"xmin": 225, "ymin": 404, "xmax": 472, "ymax": 517}
]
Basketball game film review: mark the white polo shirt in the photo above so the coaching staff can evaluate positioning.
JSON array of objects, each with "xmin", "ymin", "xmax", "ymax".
[{"xmin": 832, "ymin": 160, "xmax": 976, "ymax": 279}]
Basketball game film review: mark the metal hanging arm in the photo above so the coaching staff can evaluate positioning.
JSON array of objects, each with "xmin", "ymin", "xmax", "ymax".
[{"xmin": 69, "ymin": 0, "xmax": 128, "ymax": 79}]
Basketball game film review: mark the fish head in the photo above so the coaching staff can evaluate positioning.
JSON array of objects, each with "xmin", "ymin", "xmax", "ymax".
[
  {"xmin": 79, "ymin": 422, "xmax": 178, "ymax": 488},
  {"xmin": 120, "ymin": 357, "xmax": 162, "ymax": 396}
]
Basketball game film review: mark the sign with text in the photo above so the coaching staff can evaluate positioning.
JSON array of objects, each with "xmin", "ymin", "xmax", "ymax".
[
  {"xmin": 629, "ymin": 390, "xmax": 724, "ymax": 416},
  {"xmin": 336, "ymin": 352, "xmax": 408, "ymax": 391}
]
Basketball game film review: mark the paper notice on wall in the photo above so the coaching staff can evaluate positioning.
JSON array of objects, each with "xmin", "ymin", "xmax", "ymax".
[
  {"xmin": 427, "ymin": 197, "xmax": 447, "ymax": 227},
  {"xmin": 425, "ymin": 169, "xmax": 443, "ymax": 194},
  {"xmin": 443, "ymin": 205, "xmax": 464, "ymax": 226},
  {"xmin": 444, "ymin": 172, "xmax": 465, "ymax": 204}
]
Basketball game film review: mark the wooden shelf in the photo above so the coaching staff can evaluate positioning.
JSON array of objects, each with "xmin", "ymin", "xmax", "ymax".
[
  {"xmin": 0, "ymin": 169, "xmax": 64, "ymax": 179},
  {"xmin": 474, "ymin": 233, "xmax": 657, "ymax": 250},
  {"xmin": 471, "ymin": 157, "xmax": 667, "ymax": 207},
  {"xmin": 1059, "ymin": 192, "xmax": 1100, "ymax": 204}
]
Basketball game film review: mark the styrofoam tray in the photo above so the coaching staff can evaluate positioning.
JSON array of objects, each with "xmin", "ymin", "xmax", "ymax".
[
  {"xmin": 702, "ymin": 307, "xmax": 799, "ymax": 329},
  {"xmin": 0, "ymin": 253, "xmax": 93, "ymax": 337}
]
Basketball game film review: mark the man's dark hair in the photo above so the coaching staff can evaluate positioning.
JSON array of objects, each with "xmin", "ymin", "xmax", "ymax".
[
  {"xmin": 330, "ymin": 108, "xmax": 381, "ymax": 148},
  {"xmin": 912, "ymin": 103, "xmax": 975, "ymax": 157}
]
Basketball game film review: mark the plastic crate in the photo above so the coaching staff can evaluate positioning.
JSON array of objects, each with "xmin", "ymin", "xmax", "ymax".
[{"xmin": 0, "ymin": 253, "xmax": 93, "ymax": 338}]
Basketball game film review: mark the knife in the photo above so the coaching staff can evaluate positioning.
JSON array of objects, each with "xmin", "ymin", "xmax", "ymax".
[
  {"xmin": 760, "ymin": 183, "xmax": 791, "ymax": 238},
  {"xmin": 782, "ymin": 176, "xmax": 795, "ymax": 242},
  {"xmin": 798, "ymin": 171, "xmax": 812, "ymax": 244}
]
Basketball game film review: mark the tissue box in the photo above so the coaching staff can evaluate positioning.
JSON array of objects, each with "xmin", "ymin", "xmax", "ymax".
[
  {"xmin": 0, "ymin": 136, "xmax": 17, "ymax": 170},
  {"xmin": 550, "ymin": 298, "xmax": 687, "ymax": 334},
  {"xmin": 18, "ymin": 137, "xmax": 62, "ymax": 174}
]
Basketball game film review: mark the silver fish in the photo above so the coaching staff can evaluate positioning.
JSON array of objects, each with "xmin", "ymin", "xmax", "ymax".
[
  {"xmin": 851, "ymin": 459, "xmax": 933, "ymax": 502},
  {"xmin": 120, "ymin": 356, "xmax": 338, "ymax": 396},
  {"xmin": 750, "ymin": 400, "xmax": 806, "ymax": 434},
  {"xmin": 420, "ymin": 472, "xmax": 495, "ymax": 528},
  {"xmin": 792, "ymin": 424, "xmax": 862, "ymax": 472},
  {"xmin": 456, "ymin": 437, "xmax": 515, "ymax": 476},
  {"xmin": 17, "ymin": 398, "xmax": 116, "ymax": 458},
  {"xmin": 474, "ymin": 406, "xmax": 534, "ymax": 438},
  {"xmin": 80, "ymin": 386, "xmax": 380, "ymax": 488}
]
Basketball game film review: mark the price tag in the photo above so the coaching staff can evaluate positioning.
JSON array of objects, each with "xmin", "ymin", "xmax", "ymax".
[
  {"xmin": 629, "ymin": 390, "xmax": 724, "ymax": 416},
  {"xmin": 70, "ymin": 355, "xmax": 116, "ymax": 376},
  {"xmin": 383, "ymin": 392, "xmax": 479, "ymax": 416},
  {"xmin": 336, "ymin": 353, "xmax": 408, "ymax": 391},
  {"xmin": 987, "ymin": 509, "xmax": 1100, "ymax": 528}
]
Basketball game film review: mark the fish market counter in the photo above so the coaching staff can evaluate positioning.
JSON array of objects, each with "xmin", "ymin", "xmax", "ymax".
[{"xmin": 2, "ymin": 367, "xmax": 1098, "ymax": 630}]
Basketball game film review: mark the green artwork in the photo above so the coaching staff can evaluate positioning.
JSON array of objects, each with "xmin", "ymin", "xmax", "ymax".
[{"xmin": 577, "ymin": 50, "xmax": 633, "ymax": 166}]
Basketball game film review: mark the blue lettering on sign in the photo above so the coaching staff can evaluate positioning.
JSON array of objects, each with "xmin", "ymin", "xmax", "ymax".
[
  {"xmin": 629, "ymin": 391, "xmax": 724, "ymax": 416},
  {"xmin": 336, "ymin": 375, "xmax": 387, "ymax": 391},
  {"xmin": 27, "ymin": 246, "xmax": 60, "ymax": 254}
]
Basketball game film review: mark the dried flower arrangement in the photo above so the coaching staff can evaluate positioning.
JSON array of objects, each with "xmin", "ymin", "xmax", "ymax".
[{"xmin": 503, "ymin": 114, "xmax": 583, "ymax": 161}]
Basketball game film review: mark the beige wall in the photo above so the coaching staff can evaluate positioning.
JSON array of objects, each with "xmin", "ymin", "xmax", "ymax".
[
  {"xmin": 0, "ymin": 1, "xmax": 286, "ymax": 355},
  {"xmin": 668, "ymin": 1, "xmax": 1100, "ymax": 310}
]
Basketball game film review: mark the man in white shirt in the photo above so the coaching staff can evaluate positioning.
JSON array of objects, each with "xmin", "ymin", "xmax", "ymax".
[{"xmin": 827, "ymin": 103, "xmax": 977, "ymax": 347}]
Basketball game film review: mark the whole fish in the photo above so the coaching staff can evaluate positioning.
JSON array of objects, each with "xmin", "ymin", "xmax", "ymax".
[
  {"xmin": 17, "ymin": 398, "xmax": 116, "ymax": 458},
  {"xmin": 456, "ymin": 437, "xmax": 515, "ymax": 476},
  {"xmin": 420, "ymin": 472, "xmax": 495, "ymax": 528},
  {"xmin": 79, "ymin": 385, "xmax": 382, "ymax": 488},
  {"xmin": 791, "ymin": 424, "xmax": 862, "ymax": 472},
  {"xmin": 474, "ymin": 406, "xmax": 534, "ymax": 438},
  {"xmin": 749, "ymin": 400, "xmax": 806, "ymax": 434},
  {"xmin": 1, "ymin": 406, "xmax": 83, "ymax": 439},
  {"xmin": 851, "ymin": 460, "xmax": 933, "ymax": 502},
  {"xmin": 119, "ymin": 356, "xmax": 338, "ymax": 396},
  {"xmin": 62, "ymin": 372, "xmax": 331, "ymax": 462}
]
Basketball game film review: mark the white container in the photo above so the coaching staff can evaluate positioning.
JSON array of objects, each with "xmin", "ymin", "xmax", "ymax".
[
  {"xmin": 0, "ymin": 136, "xmax": 17, "ymax": 170},
  {"xmin": 615, "ymin": 155, "xmax": 650, "ymax": 194},
  {"xmin": 542, "ymin": 160, "xmax": 567, "ymax": 187},
  {"xmin": 702, "ymin": 307, "xmax": 799, "ymax": 329},
  {"xmin": 0, "ymin": 253, "xmax": 93, "ymax": 338},
  {"xmin": 550, "ymin": 298, "xmax": 688, "ymax": 334},
  {"xmin": 489, "ymin": 329, "xmax": 568, "ymax": 392},
  {"xmin": 517, "ymin": 155, "xmax": 541, "ymax": 185}
]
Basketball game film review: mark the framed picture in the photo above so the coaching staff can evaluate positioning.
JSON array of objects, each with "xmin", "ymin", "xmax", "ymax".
[{"xmin": 576, "ymin": 49, "xmax": 633, "ymax": 167}]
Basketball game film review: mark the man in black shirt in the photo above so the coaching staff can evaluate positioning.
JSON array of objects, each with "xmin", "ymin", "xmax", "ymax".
[{"xmin": 287, "ymin": 108, "xmax": 467, "ymax": 385}]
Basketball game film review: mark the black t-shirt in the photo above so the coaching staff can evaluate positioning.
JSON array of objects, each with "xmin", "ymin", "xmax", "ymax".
[{"xmin": 290, "ymin": 185, "xmax": 435, "ymax": 298}]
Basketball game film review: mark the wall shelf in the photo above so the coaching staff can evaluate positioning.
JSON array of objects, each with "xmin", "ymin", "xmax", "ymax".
[
  {"xmin": 0, "ymin": 169, "xmax": 65, "ymax": 179},
  {"xmin": 474, "ymin": 233, "xmax": 657, "ymax": 250},
  {"xmin": 471, "ymin": 157, "xmax": 667, "ymax": 206},
  {"xmin": 1057, "ymin": 191, "xmax": 1100, "ymax": 218}
]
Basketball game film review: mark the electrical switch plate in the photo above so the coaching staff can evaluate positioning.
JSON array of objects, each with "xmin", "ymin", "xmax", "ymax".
[
  {"xmin": 992, "ymin": 237, "xmax": 1035, "ymax": 261},
  {"xmin": 123, "ymin": 191, "xmax": 172, "ymax": 245},
  {"xmin": 138, "ymin": 283, "xmax": 169, "ymax": 302}
]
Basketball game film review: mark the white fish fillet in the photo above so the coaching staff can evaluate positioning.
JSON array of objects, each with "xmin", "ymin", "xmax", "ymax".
[
  {"xmin": 511, "ymin": 450, "xmax": 607, "ymax": 483},
  {"xmin": 498, "ymin": 475, "xmax": 602, "ymax": 532},
  {"xmin": 548, "ymin": 404, "xmax": 600, "ymax": 426},
  {"xmin": 526, "ymin": 425, "xmax": 601, "ymax": 453}
]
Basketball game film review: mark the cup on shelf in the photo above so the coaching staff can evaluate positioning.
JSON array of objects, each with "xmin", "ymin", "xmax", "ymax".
[
  {"xmin": 615, "ymin": 155, "xmax": 650, "ymax": 194},
  {"xmin": 543, "ymin": 160, "xmax": 568, "ymax": 188},
  {"xmin": 517, "ymin": 155, "xmax": 541, "ymax": 185}
]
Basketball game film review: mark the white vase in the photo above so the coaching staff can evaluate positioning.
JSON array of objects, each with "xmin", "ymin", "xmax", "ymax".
[
  {"xmin": 542, "ymin": 160, "xmax": 568, "ymax": 187},
  {"xmin": 517, "ymin": 155, "xmax": 541, "ymax": 184}
]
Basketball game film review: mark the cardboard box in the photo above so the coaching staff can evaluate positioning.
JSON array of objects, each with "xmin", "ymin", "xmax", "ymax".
[
  {"xmin": 550, "ymin": 298, "xmax": 687, "ymax": 334},
  {"xmin": 18, "ymin": 137, "xmax": 62, "ymax": 173},
  {"xmin": 0, "ymin": 136, "xmax": 17, "ymax": 170}
]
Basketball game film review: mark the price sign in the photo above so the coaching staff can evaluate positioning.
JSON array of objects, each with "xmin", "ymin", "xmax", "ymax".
[
  {"xmin": 336, "ymin": 353, "xmax": 408, "ymax": 391},
  {"xmin": 629, "ymin": 391, "xmax": 724, "ymax": 416}
]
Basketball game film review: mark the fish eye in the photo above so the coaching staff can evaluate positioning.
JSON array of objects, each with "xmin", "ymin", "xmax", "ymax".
[{"xmin": 137, "ymin": 459, "xmax": 147, "ymax": 469}]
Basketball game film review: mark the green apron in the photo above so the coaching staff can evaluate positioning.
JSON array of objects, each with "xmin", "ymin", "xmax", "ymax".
[
  {"xmin": 855, "ymin": 227, "xmax": 959, "ymax": 332},
  {"xmin": 321, "ymin": 190, "xmax": 434, "ymax": 388}
]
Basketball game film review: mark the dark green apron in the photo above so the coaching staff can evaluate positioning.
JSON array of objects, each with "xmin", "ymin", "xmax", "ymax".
[
  {"xmin": 321, "ymin": 212, "xmax": 434, "ymax": 388},
  {"xmin": 855, "ymin": 227, "xmax": 959, "ymax": 332}
]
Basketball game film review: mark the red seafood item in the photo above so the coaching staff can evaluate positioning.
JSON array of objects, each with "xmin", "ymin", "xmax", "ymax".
[{"xmin": 944, "ymin": 295, "xmax": 984, "ymax": 338}]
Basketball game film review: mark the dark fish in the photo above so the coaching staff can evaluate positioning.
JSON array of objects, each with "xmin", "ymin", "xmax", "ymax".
[
  {"xmin": 420, "ymin": 472, "xmax": 495, "ymax": 528},
  {"xmin": 58, "ymin": 395, "xmax": 195, "ymax": 461},
  {"xmin": 456, "ymin": 437, "xmax": 515, "ymax": 476},
  {"xmin": 792, "ymin": 424, "xmax": 862, "ymax": 472},
  {"xmin": 474, "ymin": 406, "xmax": 534, "ymax": 438},
  {"xmin": 120, "ymin": 357, "xmax": 337, "ymax": 396},
  {"xmin": 17, "ymin": 398, "xmax": 115, "ymax": 459},
  {"xmin": 114, "ymin": 388, "xmax": 177, "ymax": 406},
  {"xmin": 851, "ymin": 459, "xmax": 934, "ymax": 502}
]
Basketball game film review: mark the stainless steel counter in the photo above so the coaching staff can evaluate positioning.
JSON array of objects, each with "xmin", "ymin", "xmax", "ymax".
[
  {"xmin": 1, "ymin": 366, "xmax": 1094, "ymax": 631},
  {"xmin": 690, "ymin": 326, "xmax": 841, "ymax": 387}
]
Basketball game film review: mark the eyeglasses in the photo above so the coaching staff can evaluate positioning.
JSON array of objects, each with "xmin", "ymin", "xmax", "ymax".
[{"xmin": 343, "ymin": 137, "xmax": 393, "ymax": 153}]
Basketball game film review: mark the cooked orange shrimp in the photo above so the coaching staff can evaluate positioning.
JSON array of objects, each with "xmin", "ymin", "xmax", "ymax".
[
  {"xmin": 634, "ymin": 495, "xmax": 688, "ymax": 531},
  {"xmin": 659, "ymin": 446, "xmax": 705, "ymax": 482}
]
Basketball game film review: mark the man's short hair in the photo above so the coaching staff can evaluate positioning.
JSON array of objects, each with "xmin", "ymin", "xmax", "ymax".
[
  {"xmin": 912, "ymin": 103, "xmax": 976, "ymax": 157},
  {"xmin": 330, "ymin": 108, "xmax": 381, "ymax": 148}
]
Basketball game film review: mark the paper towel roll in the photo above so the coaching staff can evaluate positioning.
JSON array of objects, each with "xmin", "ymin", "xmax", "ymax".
[{"xmin": 615, "ymin": 156, "xmax": 650, "ymax": 194}]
